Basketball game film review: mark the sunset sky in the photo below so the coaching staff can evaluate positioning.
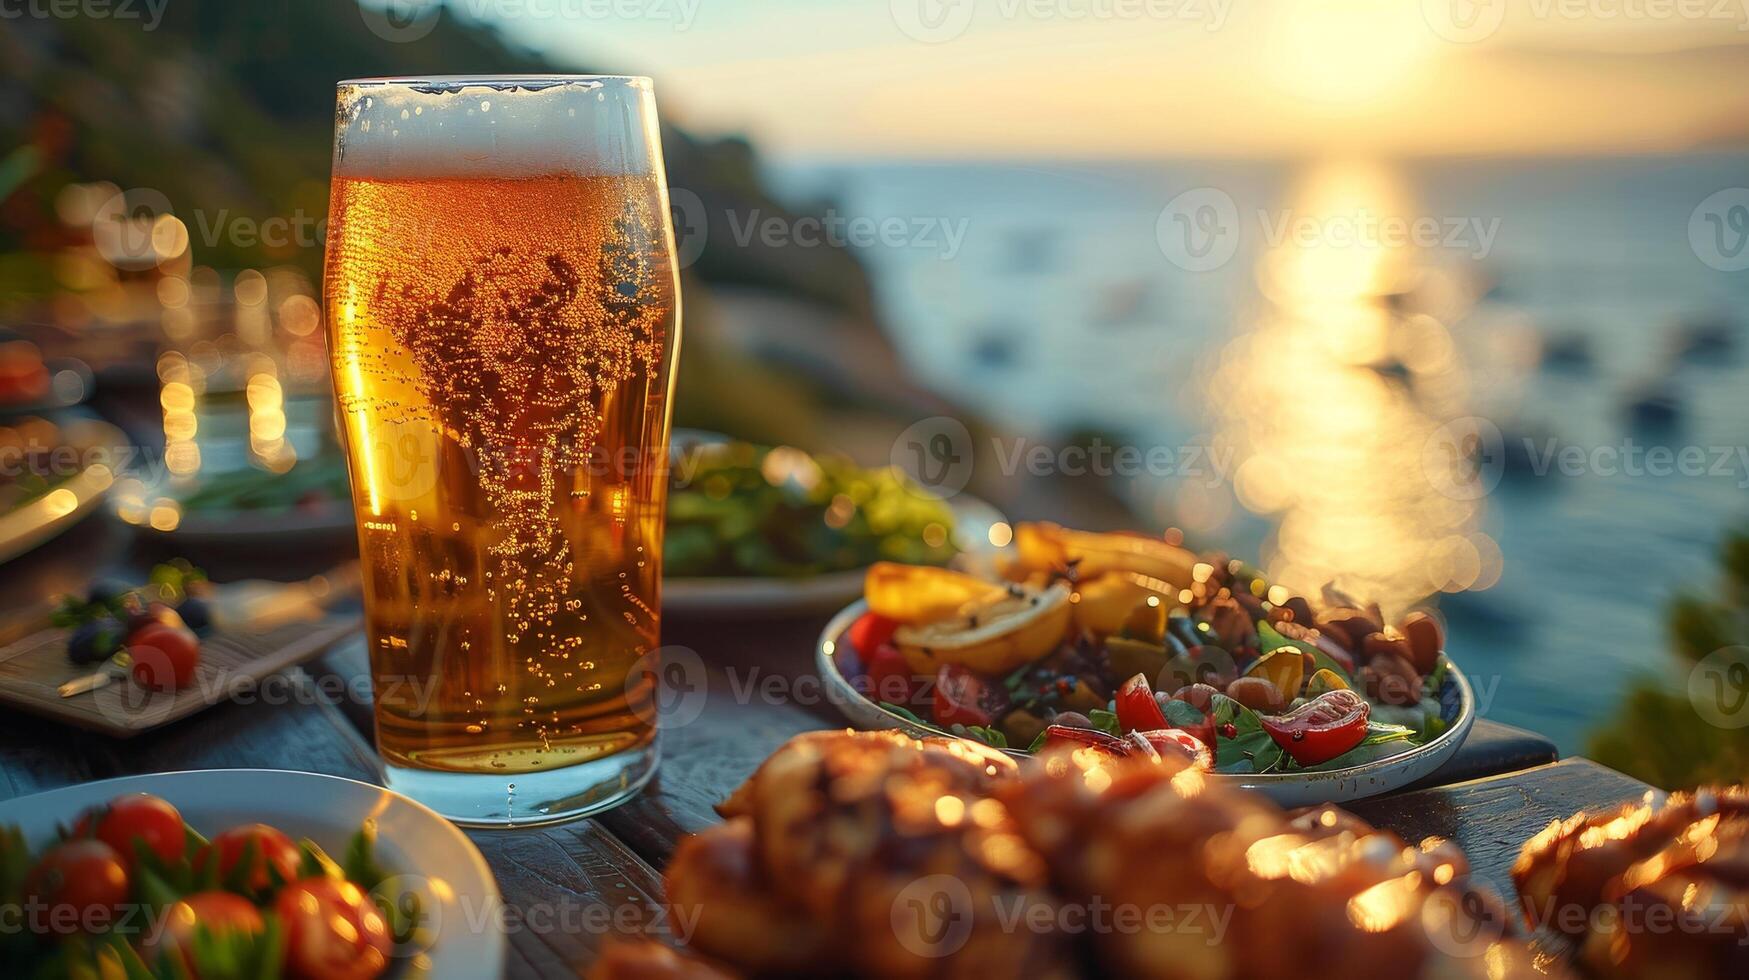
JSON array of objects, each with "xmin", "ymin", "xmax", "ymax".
[{"xmin": 478, "ymin": 0, "xmax": 1749, "ymax": 159}]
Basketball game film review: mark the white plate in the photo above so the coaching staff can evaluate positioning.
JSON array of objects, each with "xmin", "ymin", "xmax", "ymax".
[
  {"xmin": 664, "ymin": 566, "xmax": 866, "ymax": 618},
  {"xmin": 816, "ymin": 599, "xmax": 1477, "ymax": 808},
  {"xmin": 0, "ymin": 769, "xmax": 504, "ymax": 980},
  {"xmin": 663, "ymin": 493, "xmax": 1008, "ymax": 619}
]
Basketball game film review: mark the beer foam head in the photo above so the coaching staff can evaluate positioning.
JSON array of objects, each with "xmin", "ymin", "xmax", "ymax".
[{"xmin": 333, "ymin": 76, "xmax": 661, "ymax": 179}]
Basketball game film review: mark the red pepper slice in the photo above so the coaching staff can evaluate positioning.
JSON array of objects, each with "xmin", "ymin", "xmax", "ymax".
[
  {"xmin": 1125, "ymin": 729, "xmax": 1214, "ymax": 771},
  {"xmin": 1114, "ymin": 673, "xmax": 1170, "ymax": 733},
  {"xmin": 1040, "ymin": 724, "xmax": 1128, "ymax": 757},
  {"xmin": 1258, "ymin": 689, "xmax": 1370, "ymax": 766}
]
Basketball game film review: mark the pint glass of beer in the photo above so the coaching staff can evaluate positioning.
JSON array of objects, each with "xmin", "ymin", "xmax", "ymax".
[{"xmin": 323, "ymin": 77, "xmax": 680, "ymax": 824}]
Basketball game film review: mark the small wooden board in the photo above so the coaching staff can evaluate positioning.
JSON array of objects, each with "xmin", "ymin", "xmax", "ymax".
[{"xmin": 0, "ymin": 613, "xmax": 363, "ymax": 737}]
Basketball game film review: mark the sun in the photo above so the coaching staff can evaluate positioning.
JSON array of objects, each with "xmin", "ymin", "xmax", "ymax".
[{"xmin": 1264, "ymin": 0, "xmax": 1439, "ymax": 106}]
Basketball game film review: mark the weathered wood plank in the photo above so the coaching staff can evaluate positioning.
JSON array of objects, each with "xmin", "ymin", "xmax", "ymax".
[{"xmin": 469, "ymin": 821, "xmax": 672, "ymax": 979}]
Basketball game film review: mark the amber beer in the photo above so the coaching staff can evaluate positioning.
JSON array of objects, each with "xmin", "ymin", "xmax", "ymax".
[{"xmin": 324, "ymin": 77, "xmax": 680, "ymax": 824}]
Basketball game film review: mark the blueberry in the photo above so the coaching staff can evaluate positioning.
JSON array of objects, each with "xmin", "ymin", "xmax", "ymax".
[
  {"xmin": 176, "ymin": 596, "xmax": 212, "ymax": 634},
  {"xmin": 68, "ymin": 620, "xmax": 123, "ymax": 665},
  {"xmin": 86, "ymin": 577, "xmax": 133, "ymax": 608}
]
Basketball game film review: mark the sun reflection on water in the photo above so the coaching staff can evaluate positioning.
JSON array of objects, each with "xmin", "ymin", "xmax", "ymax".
[{"xmin": 1211, "ymin": 161, "xmax": 1499, "ymax": 617}]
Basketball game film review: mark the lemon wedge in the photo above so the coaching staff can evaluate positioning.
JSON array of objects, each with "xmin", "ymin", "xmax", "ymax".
[
  {"xmin": 1013, "ymin": 522, "xmax": 1197, "ymax": 588},
  {"xmin": 895, "ymin": 583, "xmax": 1073, "ymax": 676},
  {"xmin": 1306, "ymin": 667, "xmax": 1350, "ymax": 696},
  {"xmin": 1245, "ymin": 649, "xmax": 1306, "ymax": 703},
  {"xmin": 864, "ymin": 562, "xmax": 1007, "ymax": 625}
]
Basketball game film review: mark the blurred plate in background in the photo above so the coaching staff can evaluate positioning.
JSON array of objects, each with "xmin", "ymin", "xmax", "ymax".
[
  {"xmin": 664, "ymin": 492, "xmax": 1007, "ymax": 618},
  {"xmin": 0, "ymin": 417, "xmax": 126, "ymax": 564},
  {"xmin": 112, "ymin": 453, "xmax": 356, "ymax": 553}
]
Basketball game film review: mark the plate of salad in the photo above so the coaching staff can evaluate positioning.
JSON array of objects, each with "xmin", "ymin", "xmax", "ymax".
[
  {"xmin": 0, "ymin": 769, "xmax": 503, "ymax": 979},
  {"xmin": 112, "ymin": 455, "xmax": 355, "ymax": 550},
  {"xmin": 815, "ymin": 522, "xmax": 1476, "ymax": 806},
  {"xmin": 662, "ymin": 437, "xmax": 1004, "ymax": 617}
]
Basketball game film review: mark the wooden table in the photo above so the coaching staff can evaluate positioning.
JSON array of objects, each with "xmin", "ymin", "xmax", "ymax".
[{"xmin": 0, "ymin": 530, "xmax": 1658, "ymax": 978}]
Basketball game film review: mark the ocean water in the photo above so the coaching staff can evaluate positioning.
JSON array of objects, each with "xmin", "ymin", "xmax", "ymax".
[{"xmin": 768, "ymin": 154, "xmax": 1749, "ymax": 752}]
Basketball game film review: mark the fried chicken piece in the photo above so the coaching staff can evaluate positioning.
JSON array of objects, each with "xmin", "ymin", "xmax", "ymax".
[
  {"xmin": 1576, "ymin": 811, "xmax": 1749, "ymax": 979},
  {"xmin": 678, "ymin": 729, "xmax": 1072, "ymax": 980},
  {"xmin": 1507, "ymin": 784, "xmax": 1749, "ymax": 979},
  {"xmin": 665, "ymin": 820, "xmax": 828, "ymax": 975},
  {"xmin": 1512, "ymin": 785, "xmax": 1749, "ymax": 937},
  {"xmin": 1002, "ymin": 747, "xmax": 1551, "ymax": 980},
  {"xmin": 715, "ymin": 729, "xmax": 1016, "ymax": 822}
]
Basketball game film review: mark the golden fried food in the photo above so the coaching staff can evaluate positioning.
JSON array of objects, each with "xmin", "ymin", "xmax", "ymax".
[
  {"xmin": 684, "ymin": 729, "xmax": 1073, "ymax": 979},
  {"xmin": 1577, "ymin": 812, "xmax": 1749, "ymax": 979},
  {"xmin": 714, "ymin": 729, "xmax": 1017, "ymax": 822},
  {"xmin": 665, "ymin": 730, "xmax": 1557, "ymax": 980},
  {"xmin": 1001, "ymin": 747, "xmax": 1543, "ymax": 980},
  {"xmin": 1512, "ymin": 784, "xmax": 1749, "ymax": 979},
  {"xmin": 665, "ymin": 820, "xmax": 826, "ymax": 975}
]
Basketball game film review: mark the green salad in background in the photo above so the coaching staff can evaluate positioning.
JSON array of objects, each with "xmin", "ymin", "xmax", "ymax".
[
  {"xmin": 173, "ymin": 456, "xmax": 350, "ymax": 516},
  {"xmin": 664, "ymin": 443, "xmax": 958, "ymax": 579}
]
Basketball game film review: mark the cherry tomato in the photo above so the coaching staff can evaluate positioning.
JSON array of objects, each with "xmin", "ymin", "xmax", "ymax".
[
  {"xmin": 1259, "ymin": 689, "xmax": 1371, "ymax": 766},
  {"xmin": 1113, "ymin": 673, "xmax": 1169, "ymax": 733},
  {"xmin": 74, "ymin": 793, "xmax": 187, "ymax": 869},
  {"xmin": 846, "ymin": 611, "xmax": 899, "ymax": 656},
  {"xmin": 864, "ymin": 641, "xmax": 921, "ymax": 708},
  {"xmin": 23, "ymin": 839, "xmax": 129, "ymax": 935},
  {"xmin": 933, "ymin": 664, "xmax": 1009, "ymax": 729},
  {"xmin": 275, "ymin": 877, "xmax": 392, "ymax": 980},
  {"xmin": 129, "ymin": 624, "xmax": 201, "ymax": 692},
  {"xmin": 196, "ymin": 824, "xmax": 302, "ymax": 894},
  {"xmin": 143, "ymin": 891, "xmax": 264, "ymax": 973},
  {"xmin": 127, "ymin": 601, "xmax": 190, "ymax": 637}
]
